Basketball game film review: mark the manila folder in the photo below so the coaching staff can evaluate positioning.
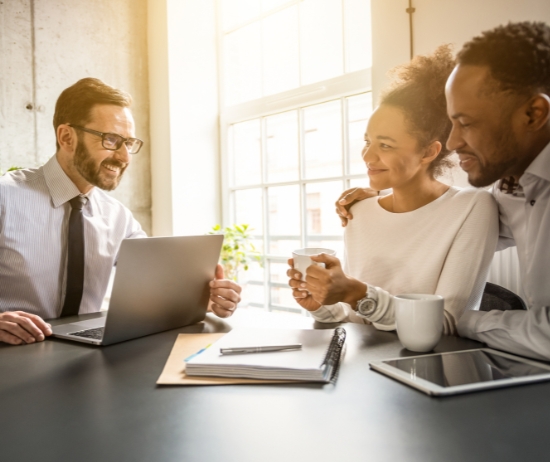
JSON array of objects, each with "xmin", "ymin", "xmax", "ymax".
[{"xmin": 157, "ymin": 333, "xmax": 295, "ymax": 385}]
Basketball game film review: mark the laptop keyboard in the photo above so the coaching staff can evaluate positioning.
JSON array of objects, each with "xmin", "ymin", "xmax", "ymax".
[{"xmin": 70, "ymin": 327, "xmax": 105, "ymax": 340}]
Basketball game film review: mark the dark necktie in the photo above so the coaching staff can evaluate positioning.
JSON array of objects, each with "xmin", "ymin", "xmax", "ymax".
[{"xmin": 60, "ymin": 195, "xmax": 87, "ymax": 317}]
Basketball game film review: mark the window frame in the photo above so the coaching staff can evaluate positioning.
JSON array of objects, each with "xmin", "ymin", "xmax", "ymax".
[{"xmin": 216, "ymin": 1, "xmax": 372, "ymax": 313}]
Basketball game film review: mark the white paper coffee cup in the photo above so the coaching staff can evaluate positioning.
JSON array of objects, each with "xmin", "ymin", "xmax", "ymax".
[
  {"xmin": 394, "ymin": 294, "xmax": 444, "ymax": 352},
  {"xmin": 291, "ymin": 248, "xmax": 336, "ymax": 281}
]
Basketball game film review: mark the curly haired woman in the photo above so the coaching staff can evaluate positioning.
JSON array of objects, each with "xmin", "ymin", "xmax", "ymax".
[{"xmin": 287, "ymin": 45, "xmax": 499, "ymax": 335}]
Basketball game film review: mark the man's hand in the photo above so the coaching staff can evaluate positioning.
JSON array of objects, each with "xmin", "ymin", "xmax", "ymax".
[
  {"xmin": 299, "ymin": 254, "xmax": 367, "ymax": 308},
  {"xmin": 287, "ymin": 258, "xmax": 322, "ymax": 312},
  {"xmin": 335, "ymin": 187, "xmax": 377, "ymax": 226},
  {"xmin": 0, "ymin": 311, "xmax": 52, "ymax": 345},
  {"xmin": 208, "ymin": 264, "xmax": 242, "ymax": 318}
]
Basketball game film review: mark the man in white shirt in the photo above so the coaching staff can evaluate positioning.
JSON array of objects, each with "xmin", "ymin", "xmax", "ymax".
[
  {"xmin": 0, "ymin": 78, "xmax": 241, "ymax": 346},
  {"xmin": 335, "ymin": 22, "xmax": 550, "ymax": 360}
]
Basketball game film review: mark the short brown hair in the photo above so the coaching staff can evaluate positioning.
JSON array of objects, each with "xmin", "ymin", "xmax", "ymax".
[
  {"xmin": 53, "ymin": 78, "xmax": 132, "ymax": 150},
  {"xmin": 380, "ymin": 45, "xmax": 455, "ymax": 177}
]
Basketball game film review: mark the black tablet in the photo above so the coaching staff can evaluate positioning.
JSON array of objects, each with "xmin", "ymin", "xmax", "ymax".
[{"xmin": 369, "ymin": 348, "xmax": 550, "ymax": 396}]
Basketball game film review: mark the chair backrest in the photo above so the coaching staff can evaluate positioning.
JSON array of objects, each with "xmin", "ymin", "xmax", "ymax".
[{"xmin": 480, "ymin": 282, "xmax": 527, "ymax": 312}]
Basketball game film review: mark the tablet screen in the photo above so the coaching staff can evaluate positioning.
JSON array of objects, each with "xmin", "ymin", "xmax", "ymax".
[{"xmin": 383, "ymin": 350, "xmax": 550, "ymax": 388}]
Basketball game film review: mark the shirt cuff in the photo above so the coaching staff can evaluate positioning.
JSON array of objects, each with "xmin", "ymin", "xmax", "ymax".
[
  {"xmin": 457, "ymin": 310, "xmax": 483, "ymax": 340},
  {"xmin": 310, "ymin": 304, "xmax": 341, "ymax": 323}
]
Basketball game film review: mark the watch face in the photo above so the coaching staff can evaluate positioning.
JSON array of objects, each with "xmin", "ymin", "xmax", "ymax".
[{"xmin": 358, "ymin": 298, "xmax": 376, "ymax": 316}]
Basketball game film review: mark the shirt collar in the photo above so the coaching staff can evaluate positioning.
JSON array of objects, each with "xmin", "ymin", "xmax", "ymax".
[
  {"xmin": 43, "ymin": 155, "xmax": 94, "ymax": 214},
  {"xmin": 522, "ymin": 140, "xmax": 550, "ymax": 184},
  {"xmin": 498, "ymin": 140, "xmax": 550, "ymax": 194},
  {"xmin": 498, "ymin": 176, "xmax": 524, "ymax": 196}
]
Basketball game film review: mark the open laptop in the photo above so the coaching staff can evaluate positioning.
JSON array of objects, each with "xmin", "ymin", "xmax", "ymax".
[{"xmin": 51, "ymin": 234, "xmax": 223, "ymax": 346}]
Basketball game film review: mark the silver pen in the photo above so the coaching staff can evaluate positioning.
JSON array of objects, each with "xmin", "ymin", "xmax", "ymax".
[{"xmin": 220, "ymin": 344, "xmax": 302, "ymax": 355}]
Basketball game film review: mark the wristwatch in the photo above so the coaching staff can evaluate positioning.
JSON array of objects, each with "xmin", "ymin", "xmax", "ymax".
[{"xmin": 355, "ymin": 285, "xmax": 379, "ymax": 318}]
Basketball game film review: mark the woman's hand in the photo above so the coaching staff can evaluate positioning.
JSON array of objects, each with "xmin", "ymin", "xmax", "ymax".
[
  {"xmin": 287, "ymin": 259, "xmax": 322, "ymax": 312},
  {"xmin": 302, "ymin": 254, "xmax": 367, "ymax": 308}
]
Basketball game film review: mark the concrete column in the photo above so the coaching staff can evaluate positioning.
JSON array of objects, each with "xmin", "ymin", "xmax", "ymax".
[{"xmin": 0, "ymin": 0, "xmax": 36, "ymax": 169}]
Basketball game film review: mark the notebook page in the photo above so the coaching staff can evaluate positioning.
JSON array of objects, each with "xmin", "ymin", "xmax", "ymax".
[{"xmin": 186, "ymin": 328, "xmax": 335, "ymax": 371}]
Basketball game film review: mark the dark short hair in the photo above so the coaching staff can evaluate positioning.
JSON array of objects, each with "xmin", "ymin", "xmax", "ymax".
[
  {"xmin": 53, "ymin": 78, "xmax": 132, "ymax": 150},
  {"xmin": 457, "ymin": 21, "xmax": 550, "ymax": 96},
  {"xmin": 380, "ymin": 45, "xmax": 455, "ymax": 177}
]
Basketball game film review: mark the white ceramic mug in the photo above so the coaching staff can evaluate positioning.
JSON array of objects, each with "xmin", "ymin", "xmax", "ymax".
[
  {"xmin": 291, "ymin": 248, "xmax": 336, "ymax": 281},
  {"xmin": 394, "ymin": 294, "xmax": 444, "ymax": 352}
]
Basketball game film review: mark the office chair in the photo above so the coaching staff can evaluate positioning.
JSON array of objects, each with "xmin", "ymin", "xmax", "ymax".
[{"xmin": 479, "ymin": 282, "xmax": 527, "ymax": 312}]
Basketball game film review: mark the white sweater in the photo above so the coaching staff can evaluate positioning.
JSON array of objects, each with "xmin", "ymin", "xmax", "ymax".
[{"xmin": 311, "ymin": 187, "xmax": 499, "ymax": 335}]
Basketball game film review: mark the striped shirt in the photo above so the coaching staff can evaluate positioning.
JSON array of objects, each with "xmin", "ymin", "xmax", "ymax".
[{"xmin": 0, "ymin": 155, "xmax": 146, "ymax": 319}]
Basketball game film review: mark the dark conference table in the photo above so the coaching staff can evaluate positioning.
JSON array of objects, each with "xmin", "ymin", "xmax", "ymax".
[{"xmin": 1, "ymin": 308, "xmax": 548, "ymax": 462}]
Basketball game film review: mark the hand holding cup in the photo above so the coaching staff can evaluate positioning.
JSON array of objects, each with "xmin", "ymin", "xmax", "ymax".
[{"xmin": 287, "ymin": 248, "xmax": 336, "ymax": 312}]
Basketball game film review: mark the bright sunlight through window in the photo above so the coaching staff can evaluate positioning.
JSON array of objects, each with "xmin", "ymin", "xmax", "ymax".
[{"xmin": 218, "ymin": 0, "xmax": 373, "ymax": 313}]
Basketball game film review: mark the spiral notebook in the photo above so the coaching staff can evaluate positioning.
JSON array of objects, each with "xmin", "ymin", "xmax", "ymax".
[{"xmin": 185, "ymin": 327, "xmax": 346, "ymax": 383}]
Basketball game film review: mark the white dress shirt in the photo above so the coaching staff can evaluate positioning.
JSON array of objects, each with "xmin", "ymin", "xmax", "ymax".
[
  {"xmin": 457, "ymin": 141, "xmax": 550, "ymax": 360},
  {"xmin": 310, "ymin": 187, "xmax": 499, "ymax": 335},
  {"xmin": 0, "ymin": 155, "xmax": 146, "ymax": 319}
]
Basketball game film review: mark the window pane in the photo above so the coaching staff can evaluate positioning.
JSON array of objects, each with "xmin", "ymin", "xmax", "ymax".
[
  {"xmin": 231, "ymin": 119, "xmax": 262, "ymax": 186},
  {"xmin": 344, "ymin": 0, "xmax": 372, "ymax": 72},
  {"xmin": 246, "ymin": 260, "xmax": 265, "ymax": 282},
  {"xmin": 300, "ymin": 0, "xmax": 344, "ymax": 85},
  {"xmin": 261, "ymin": 0, "xmax": 290, "ymax": 13},
  {"xmin": 245, "ymin": 282, "xmax": 266, "ymax": 306},
  {"xmin": 268, "ymin": 185, "xmax": 301, "ymax": 256},
  {"xmin": 349, "ymin": 178, "xmax": 369, "ymax": 189},
  {"xmin": 242, "ymin": 260, "xmax": 265, "ymax": 306},
  {"xmin": 223, "ymin": 23, "xmax": 262, "ymax": 105},
  {"xmin": 266, "ymin": 110, "xmax": 299, "ymax": 183},
  {"xmin": 270, "ymin": 261, "xmax": 295, "ymax": 307},
  {"xmin": 221, "ymin": 0, "xmax": 261, "ymax": 31},
  {"xmin": 304, "ymin": 100, "xmax": 342, "ymax": 179},
  {"xmin": 347, "ymin": 93, "xmax": 372, "ymax": 175},
  {"xmin": 305, "ymin": 180, "xmax": 344, "ymax": 238},
  {"xmin": 234, "ymin": 188, "xmax": 264, "ymax": 255},
  {"xmin": 262, "ymin": 6, "xmax": 300, "ymax": 96}
]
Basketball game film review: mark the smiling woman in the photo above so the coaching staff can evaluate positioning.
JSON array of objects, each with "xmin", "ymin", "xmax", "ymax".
[{"xmin": 287, "ymin": 46, "xmax": 500, "ymax": 336}]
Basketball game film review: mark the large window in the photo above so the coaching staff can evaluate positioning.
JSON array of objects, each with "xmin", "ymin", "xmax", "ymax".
[{"xmin": 218, "ymin": 0, "xmax": 373, "ymax": 313}]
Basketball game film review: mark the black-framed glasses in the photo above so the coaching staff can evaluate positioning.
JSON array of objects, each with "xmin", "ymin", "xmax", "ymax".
[{"xmin": 68, "ymin": 124, "xmax": 143, "ymax": 154}]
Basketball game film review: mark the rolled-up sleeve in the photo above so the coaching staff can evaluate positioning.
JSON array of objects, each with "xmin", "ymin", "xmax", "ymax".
[{"xmin": 457, "ymin": 306, "xmax": 550, "ymax": 361}]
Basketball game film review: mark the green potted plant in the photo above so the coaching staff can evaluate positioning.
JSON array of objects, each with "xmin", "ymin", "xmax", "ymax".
[{"xmin": 209, "ymin": 224, "xmax": 262, "ymax": 282}]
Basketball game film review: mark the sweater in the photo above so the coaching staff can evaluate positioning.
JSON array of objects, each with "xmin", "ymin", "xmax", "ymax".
[{"xmin": 311, "ymin": 187, "xmax": 499, "ymax": 335}]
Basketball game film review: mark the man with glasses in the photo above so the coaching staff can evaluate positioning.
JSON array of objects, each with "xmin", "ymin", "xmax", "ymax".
[{"xmin": 0, "ymin": 78, "xmax": 241, "ymax": 346}]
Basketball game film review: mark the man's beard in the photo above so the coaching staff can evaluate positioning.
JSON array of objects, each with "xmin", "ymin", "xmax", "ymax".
[
  {"xmin": 466, "ymin": 123, "xmax": 521, "ymax": 188},
  {"xmin": 73, "ymin": 142, "xmax": 127, "ymax": 191}
]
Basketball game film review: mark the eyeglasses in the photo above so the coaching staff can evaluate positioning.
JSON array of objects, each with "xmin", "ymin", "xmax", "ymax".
[{"xmin": 68, "ymin": 124, "xmax": 143, "ymax": 154}]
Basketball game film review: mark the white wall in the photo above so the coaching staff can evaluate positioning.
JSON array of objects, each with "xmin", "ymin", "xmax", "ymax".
[
  {"xmin": 371, "ymin": 0, "xmax": 550, "ymax": 102},
  {"xmin": 0, "ymin": 0, "xmax": 152, "ymax": 233},
  {"xmin": 148, "ymin": 0, "xmax": 220, "ymax": 237}
]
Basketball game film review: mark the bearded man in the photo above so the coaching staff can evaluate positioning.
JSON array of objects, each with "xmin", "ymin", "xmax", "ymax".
[
  {"xmin": 0, "ymin": 78, "xmax": 241, "ymax": 345},
  {"xmin": 335, "ymin": 22, "xmax": 550, "ymax": 360}
]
